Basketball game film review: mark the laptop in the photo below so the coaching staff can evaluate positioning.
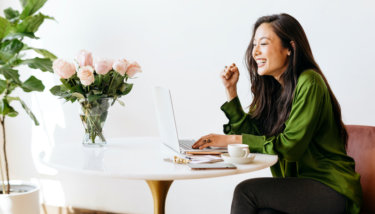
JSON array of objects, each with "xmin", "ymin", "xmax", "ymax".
[{"xmin": 153, "ymin": 86, "xmax": 227, "ymax": 154}]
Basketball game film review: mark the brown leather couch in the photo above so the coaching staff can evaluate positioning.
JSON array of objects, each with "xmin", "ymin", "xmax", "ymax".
[{"xmin": 346, "ymin": 125, "xmax": 375, "ymax": 214}]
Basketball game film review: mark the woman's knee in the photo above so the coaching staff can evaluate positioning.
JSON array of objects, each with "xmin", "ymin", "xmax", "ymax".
[
  {"xmin": 233, "ymin": 180, "xmax": 250, "ymax": 203},
  {"xmin": 233, "ymin": 178, "xmax": 265, "ymax": 199},
  {"xmin": 235, "ymin": 178, "xmax": 268, "ymax": 191},
  {"xmin": 234, "ymin": 179, "xmax": 252, "ymax": 196}
]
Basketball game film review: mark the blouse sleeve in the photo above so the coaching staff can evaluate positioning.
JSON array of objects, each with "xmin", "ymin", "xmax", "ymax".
[
  {"xmin": 242, "ymin": 77, "xmax": 325, "ymax": 162},
  {"xmin": 220, "ymin": 96, "xmax": 261, "ymax": 136}
]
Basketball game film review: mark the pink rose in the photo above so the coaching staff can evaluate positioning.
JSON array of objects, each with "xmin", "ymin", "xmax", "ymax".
[
  {"xmin": 126, "ymin": 61, "xmax": 142, "ymax": 77},
  {"xmin": 53, "ymin": 59, "xmax": 76, "ymax": 79},
  {"xmin": 112, "ymin": 58, "xmax": 129, "ymax": 76},
  {"xmin": 76, "ymin": 50, "xmax": 93, "ymax": 67},
  {"xmin": 77, "ymin": 66, "xmax": 95, "ymax": 86},
  {"xmin": 94, "ymin": 58, "xmax": 113, "ymax": 75}
]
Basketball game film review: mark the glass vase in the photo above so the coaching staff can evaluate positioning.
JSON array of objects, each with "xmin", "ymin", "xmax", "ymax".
[{"xmin": 79, "ymin": 98, "xmax": 112, "ymax": 147}]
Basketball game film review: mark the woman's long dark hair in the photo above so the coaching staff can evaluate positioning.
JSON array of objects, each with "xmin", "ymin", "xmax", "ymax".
[{"xmin": 245, "ymin": 13, "xmax": 347, "ymax": 146}]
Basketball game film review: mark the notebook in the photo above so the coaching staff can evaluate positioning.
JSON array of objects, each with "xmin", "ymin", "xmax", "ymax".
[{"xmin": 153, "ymin": 86, "xmax": 227, "ymax": 154}]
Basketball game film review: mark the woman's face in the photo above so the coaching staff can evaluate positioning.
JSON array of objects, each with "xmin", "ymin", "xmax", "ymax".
[{"xmin": 252, "ymin": 23, "xmax": 290, "ymax": 82}]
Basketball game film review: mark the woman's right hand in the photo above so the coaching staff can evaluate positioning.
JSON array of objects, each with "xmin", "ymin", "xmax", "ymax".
[
  {"xmin": 221, "ymin": 63, "xmax": 239, "ymax": 100},
  {"xmin": 221, "ymin": 63, "xmax": 239, "ymax": 89}
]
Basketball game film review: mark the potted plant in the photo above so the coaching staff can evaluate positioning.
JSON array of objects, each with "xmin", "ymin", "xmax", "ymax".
[{"xmin": 0, "ymin": 0, "xmax": 55, "ymax": 213}]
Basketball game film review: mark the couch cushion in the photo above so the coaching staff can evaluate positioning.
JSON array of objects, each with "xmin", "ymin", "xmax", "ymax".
[{"xmin": 346, "ymin": 125, "xmax": 375, "ymax": 214}]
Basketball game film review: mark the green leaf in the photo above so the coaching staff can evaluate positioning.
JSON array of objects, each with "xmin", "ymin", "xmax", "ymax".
[
  {"xmin": 20, "ymin": 0, "xmax": 48, "ymax": 19},
  {"xmin": 60, "ymin": 78, "xmax": 73, "ymax": 90},
  {"xmin": 0, "ymin": 79, "xmax": 6, "ymax": 94},
  {"xmin": 21, "ymin": 75, "xmax": 45, "ymax": 92},
  {"xmin": 17, "ymin": 13, "xmax": 45, "ymax": 34},
  {"xmin": 68, "ymin": 96, "xmax": 77, "ymax": 103},
  {"xmin": 7, "ymin": 96, "xmax": 38, "ymax": 125},
  {"xmin": 2, "ymin": 32, "xmax": 39, "ymax": 40},
  {"xmin": 20, "ymin": 0, "xmax": 28, "ymax": 8},
  {"xmin": 50, "ymin": 85, "xmax": 68, "ymax": 97},
  {"xmin": 21, "ymin": 57, "xmax": 53, "ymax": 72},
  {"xmin": 121, "ymin": 83, "xmax": 133, "ymax": 95},
  {"xmin": 0, "ymin": 39, "xmax": 24, "ymax": 63},
  {"xmin": 0, "ymin": 16, "xmax": 11, "ymax": 40},
  {"xmin": 72, "ymin": 85, "xmax": 85, "ymax": 94},
  {"xmin": 7, "ymin": 56, "xmax": 23, "ymax": 67},
  {"xmin": 30, "ymin": 47, "xmax": 57, "ymax": 60},
  {"xmin": 0, "ymin": 99, "xmax": 7, "ymax": 115},
  {"xmin": 0, "ymin": 98, "xmax": 18, "ymax": 117},
  {"xmin": 91, "ymin": 90, "xmax": 102, "ymax": 95},
  {"xmin": 50, "ymin": 85, "xmax": 62, "ymax": 95},
  {"xmin": 8, "ymin": 111, "xmax": 19, "ymax": 117},
  {"xmin": 4, "ymin": 8, "xmax": 20, "ymax": 20},
  {"xmin": 7, "ymin": 82, "xmax": 18, "ymax": 94},
  {"xmin": 50, "ymin": 85, "xmax": 75, "ymax": 100},
  {"xmin": 117, "ymin": 99, "xmax": 125, "ymax": 106},
  {"xmin": 88, "ymin": 94, "xmax": 101, "ymax": 102},
  {"xmin": 59, "ymin": 78, "xmax": 85, "ymax": 96},
  {"xmin": 71, "ymin": 92, "xmax": 84, "ymax": 100},
  {"xmin": 7, "ymin": 105, "xmax": 19, "ymax": 117},
  {"xmin": 0, "ymin": 66, "xmax": 22, "ymax": 84},
  {"xmin": 107, "ymin": 74, "xmax": 124, "ymax": 95}
]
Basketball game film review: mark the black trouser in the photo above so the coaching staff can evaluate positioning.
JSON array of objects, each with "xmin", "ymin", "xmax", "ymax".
[{"xmin": 231, "ymin": 177, "xmax": 347, "ymax": 214}]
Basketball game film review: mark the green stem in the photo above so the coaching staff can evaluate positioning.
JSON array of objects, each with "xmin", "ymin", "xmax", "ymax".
[
  {"xmin": 107, "ymin": 72, "xmax": 117, "ymax": 94},
  {"xmin": 68, "ymin": 78, "xmax": 77, "ymax": 90},
  {"xmin": 1, "ymin": 86, "xmax": 10, "ymax": 194},
  {"xmin": 0, "ymin": 116, "xmax": 6, "ymax": 195},
  {"xmin": 84, "ymin": 107, "xmax": 106, "ymax": 143},
  {"xmin": 0, "ymin": 116, "xmax": 9, "ymax": 194},
  {"xmin": 98, "ymin": 74, "xmax": 102, "ymax": 86}
]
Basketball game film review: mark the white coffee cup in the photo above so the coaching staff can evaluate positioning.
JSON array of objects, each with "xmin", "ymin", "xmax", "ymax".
[{"xmin": 228, "ymin": 144, "xmax": 250, "ymax": 158}]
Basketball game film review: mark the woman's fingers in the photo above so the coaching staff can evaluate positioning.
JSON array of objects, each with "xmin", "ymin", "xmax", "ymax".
[
  {"xmin": 192, "ymin": 136, "xmax": 207, "ymax": 149},
  {"xmin": 220, "ymin": 69, "xmax": 227, "ymax": 79},
  {"xmin": 221, "ymin": 70, "xmax": 229, "ymax": 80},
  {"xmin": 230, "ymin": 65, "xmax": 238, "ymax": 73},
  {"xmin": 195, "ymin": 138, "xmax": 213, "ymax": 150},
  {"xmin": 192, "ymin": 135, "xmax": 214, "ymax": 149},
  {"xmin": 192, "ymin": 138, "xmax": 201, "ymax": 148},
  {"xmin": 193, "ymin": 134, "xmax": 231, "ymax": 149},
  {"xmin": 223, "ymin": 68, "xmax": 233, "ymax": 79},
  {"xmin": 199, "ymin": 141, "xmax": 212, "ymax": 150},
  {"xmin": 229, "ymin": 66, "xmax": 238, "ymax": 77},
  {"xmin": 221, "ymin": 63, "xmax": 238, "ymax": 80}
]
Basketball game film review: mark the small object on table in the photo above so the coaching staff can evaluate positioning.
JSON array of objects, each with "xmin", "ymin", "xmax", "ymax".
[
  {"xmin": 163, "ymin": 156, "xmax": 191, "ymax": 164},
  {"xmin": 174, "ymin": 156, "xmax": 190, "ymax": 164}
]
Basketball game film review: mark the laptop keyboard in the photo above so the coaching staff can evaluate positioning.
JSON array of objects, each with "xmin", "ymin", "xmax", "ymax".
[{"xmin": 179, "ymin": 139, "xmax": 195, "ymax": 150}]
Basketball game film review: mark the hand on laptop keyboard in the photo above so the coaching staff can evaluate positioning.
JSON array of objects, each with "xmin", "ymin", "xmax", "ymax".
[{"xmin": 192, "ymin": 134, "xmax": 241, "ymax": 150}]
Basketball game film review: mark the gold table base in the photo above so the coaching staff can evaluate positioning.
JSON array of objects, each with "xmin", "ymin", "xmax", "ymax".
[{"xmin": 146, "ymin": 180, "xmax": 174, "ymax": 214}]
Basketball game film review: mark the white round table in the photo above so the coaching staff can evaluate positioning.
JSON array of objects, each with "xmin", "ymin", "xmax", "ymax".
[{"xmin": 42, "ymin": 137, "xmax": 278, "ymax": 214}]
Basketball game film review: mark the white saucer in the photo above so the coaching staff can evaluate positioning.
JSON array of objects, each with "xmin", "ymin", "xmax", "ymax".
[{"xmin": 221, "ymin": 153, "xmax": 255, "ymax": 164}]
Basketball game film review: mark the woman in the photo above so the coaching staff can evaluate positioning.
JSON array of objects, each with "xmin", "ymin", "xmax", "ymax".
[{"xmin": 192, "ymin": 13, "xmax": 362, "ymax": 214}]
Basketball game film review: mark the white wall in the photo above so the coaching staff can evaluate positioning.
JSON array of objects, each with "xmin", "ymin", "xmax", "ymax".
[{"xmin": 1, "ymin": 0, "xmax": 375, "ymax": 213}]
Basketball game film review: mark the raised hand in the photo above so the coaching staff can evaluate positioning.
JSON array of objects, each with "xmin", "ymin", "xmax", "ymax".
[{"xmin": 220, "ymin": 63, "xmax": 239, "ymax": 101}]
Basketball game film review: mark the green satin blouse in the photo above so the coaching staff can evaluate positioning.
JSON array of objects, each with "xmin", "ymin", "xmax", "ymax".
[{"xmin": 221, "ymin": 69, "xmax": 362, "ymax": 213}]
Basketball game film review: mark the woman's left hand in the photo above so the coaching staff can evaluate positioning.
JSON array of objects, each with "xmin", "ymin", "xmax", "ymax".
[{"xmin": 192, "ymin": 134, "xmax": 241, "ymax": 150}]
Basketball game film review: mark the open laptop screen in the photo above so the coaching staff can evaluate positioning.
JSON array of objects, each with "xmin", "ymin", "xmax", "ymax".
[{"xmin": 153, "ymin": 86, "xmax": 181, "ymax": 152}]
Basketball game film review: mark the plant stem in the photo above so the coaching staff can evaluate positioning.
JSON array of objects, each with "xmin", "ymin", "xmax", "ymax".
[
  {"xmin": 0, "ymin": 117, "xmax": 9, "ymax": 194},
  {"xmin": 85, "ymin": 109, "xmax": 106, "ymax": 143},
  {"xmin": 107, "ymin": 72, "xmax": 117, "ymax": 94},
  {"xmin": 0, "ymin": 116, "xmax": 6, "ymax": 194}
]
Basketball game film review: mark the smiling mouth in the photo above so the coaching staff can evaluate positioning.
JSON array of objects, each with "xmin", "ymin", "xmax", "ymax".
[
  {"xmin": 256, "ymin": 58, "xmax": 267, "ymax": 68},
  {"xmin": 256, "ymin": 59, "xmax": 266, "ymax": 68}
]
